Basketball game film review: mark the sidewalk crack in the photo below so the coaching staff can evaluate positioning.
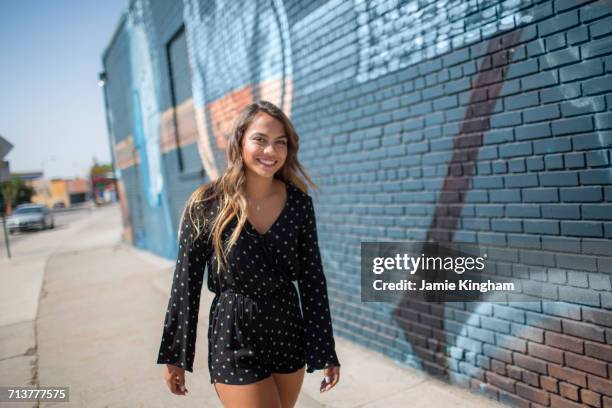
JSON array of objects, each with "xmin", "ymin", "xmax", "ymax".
[{"xmin": 0, "ymin": 346, "xmax": 36, "ymax": 362}]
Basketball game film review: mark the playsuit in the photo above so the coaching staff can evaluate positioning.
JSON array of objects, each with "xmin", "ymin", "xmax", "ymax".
[{"xmin": 156, "ymin": 180, "xmax": 341, "ymax": 384}]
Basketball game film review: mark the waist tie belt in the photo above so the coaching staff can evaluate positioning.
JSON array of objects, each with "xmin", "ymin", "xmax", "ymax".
[
  {"xmin": 224, "ymin": 290, "xmax": 260, "ymax": 322},
  {"xmin": 215, "ymin": 282, "xmax": 295, "ymax": 321}
]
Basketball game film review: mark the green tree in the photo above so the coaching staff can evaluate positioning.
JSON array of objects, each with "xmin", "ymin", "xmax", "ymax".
[
  {"xmin": 90, "ymin": 162, "xmax": 113, "ymax": 178},
  {"xmin": 0, "ymin": 176, "xmax": 33, "ymax": 215}
]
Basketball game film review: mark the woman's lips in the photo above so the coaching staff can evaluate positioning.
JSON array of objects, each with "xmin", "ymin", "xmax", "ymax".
[{"xmin": 256, "ymin": 158, "xmax": 277, "ymax": 168}]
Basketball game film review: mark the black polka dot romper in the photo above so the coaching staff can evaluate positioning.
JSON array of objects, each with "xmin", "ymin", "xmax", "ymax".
[{"xmin": 157, "ymin": 180, "xmax": 341, "ymax": 385}]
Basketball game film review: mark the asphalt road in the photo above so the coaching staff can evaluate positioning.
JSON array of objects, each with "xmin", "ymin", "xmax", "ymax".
[{"xmin": 0, "ymin": 206, "xmax": 93, "ymax": 259}]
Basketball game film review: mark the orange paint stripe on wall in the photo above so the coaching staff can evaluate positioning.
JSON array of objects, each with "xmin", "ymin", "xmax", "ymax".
[
  {"xmin": 205, "ymin": 77, "xmax": 293, "ymax": 150},
  {"xmin": 159, "ymin": 109, "xmax": 177, "ymax": 152},
  {"xmin": 160, "ymin": 97, "xmax": 198, "ymax": 153},
  {"xmin": 207, "ymin": 85, "xmax": 254, "ymax": 150},
  {"xmin": 115, "ymin": 135, "xmax": 139, "ymax": 170},
  {"xmin": 115, "ymin": 76, "xmax": 292, "ymax": 172}
]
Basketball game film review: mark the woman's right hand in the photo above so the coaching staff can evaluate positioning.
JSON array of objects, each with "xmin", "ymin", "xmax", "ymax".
[{"xmin": 163, "ymin": 364, "xmax": 189, "ymax": 395}]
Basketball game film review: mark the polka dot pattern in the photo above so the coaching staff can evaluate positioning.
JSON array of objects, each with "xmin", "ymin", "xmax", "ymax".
[{"xmin": 156, "ymin": 180, "xmax": 340, "ymax": 383}]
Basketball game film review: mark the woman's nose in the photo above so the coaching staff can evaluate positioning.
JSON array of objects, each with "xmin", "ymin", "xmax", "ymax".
[{"xmin": 263, "ymin": 143, "xmax": 277, "ymax": 154}]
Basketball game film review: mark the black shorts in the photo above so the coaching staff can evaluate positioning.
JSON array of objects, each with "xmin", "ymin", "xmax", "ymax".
[{"xmin": 208, "ymin": 285, "xmax": 306, "ymax": 384}]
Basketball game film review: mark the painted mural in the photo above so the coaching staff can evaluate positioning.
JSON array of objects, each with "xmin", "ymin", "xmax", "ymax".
[{"xmin": 102, "ymin": 0, "xmax": 612, "ymax": 405}]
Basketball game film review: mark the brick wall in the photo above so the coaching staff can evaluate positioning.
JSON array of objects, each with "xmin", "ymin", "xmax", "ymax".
[
  {"xmin": 103, "ymin": 0, "xmax": 612, "ymax": 406},
  {"xmin": 287, "ymin": 2, "xmax": 612, "ymax": 405}
]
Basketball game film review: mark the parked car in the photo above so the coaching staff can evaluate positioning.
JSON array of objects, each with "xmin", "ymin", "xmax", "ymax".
[
  {"xmin": 7, "ymin": 204, "xmax": 55, "ymax": 233},
  {"xmin": 52, "ymin": 202, "xmax": 66, "ymax": 209}
]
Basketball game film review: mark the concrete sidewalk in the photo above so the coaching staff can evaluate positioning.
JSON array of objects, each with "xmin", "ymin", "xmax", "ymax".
[
  {"xmin": 1, "ymin": 204, "xmax": 502, "ymax": 407},
  {"xmin": 0, "ymin": 205, "xmax": 114, "ymax": 407}
]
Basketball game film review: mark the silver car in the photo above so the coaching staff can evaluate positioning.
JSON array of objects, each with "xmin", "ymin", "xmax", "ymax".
[{"xmin": 8, "ymin": 204, "xmax": 55, "ymax": 233}]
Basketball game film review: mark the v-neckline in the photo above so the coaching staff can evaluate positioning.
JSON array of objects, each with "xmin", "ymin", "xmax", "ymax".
[{"xmin": 246, "ymin": 181, "xmax": 290, "ymax": 236}]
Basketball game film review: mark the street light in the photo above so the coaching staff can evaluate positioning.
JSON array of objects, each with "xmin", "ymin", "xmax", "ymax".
[
  {"xmin": 98, "ymin": 71, "xmax": 107, "ymax": 88},
  {"xmin": 98, "ymin": 69, "xmax": 119, "ymax": 207}
]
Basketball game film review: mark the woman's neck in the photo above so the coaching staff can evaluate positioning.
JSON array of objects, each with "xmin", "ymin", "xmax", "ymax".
[{"xmin": 244, "ymin": 175, "xmax": 279, "ymax": 200}]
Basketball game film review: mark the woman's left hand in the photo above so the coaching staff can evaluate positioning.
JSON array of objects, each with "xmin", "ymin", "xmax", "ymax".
[{"xmin": 320, "ymin": 365, "xmax": 340, "ymax": 393}]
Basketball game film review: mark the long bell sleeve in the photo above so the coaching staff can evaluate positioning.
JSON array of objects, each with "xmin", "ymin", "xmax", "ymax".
[
  {"xmin": 157, "ymin": 208, "xmax": 211, "ymax": 372},
  {"xmin": 297, "ymin": 195, "xmax": 341, "ymax": 373}
]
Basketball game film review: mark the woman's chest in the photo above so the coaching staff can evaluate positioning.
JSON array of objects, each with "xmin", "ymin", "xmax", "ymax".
[{"xmin": 227, "ymin": 213, "xmax": 303, "ymax": 283}]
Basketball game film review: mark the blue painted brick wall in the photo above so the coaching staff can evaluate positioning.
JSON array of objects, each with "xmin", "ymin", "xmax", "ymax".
[{"xmin": 103, "ymin": 0, "xmax": 612, "ymax": 405}]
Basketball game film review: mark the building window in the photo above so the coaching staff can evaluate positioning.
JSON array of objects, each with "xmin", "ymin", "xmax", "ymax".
[{"xmin": 166, "ymin": 26, "xmax": 195, "ymax": 173}]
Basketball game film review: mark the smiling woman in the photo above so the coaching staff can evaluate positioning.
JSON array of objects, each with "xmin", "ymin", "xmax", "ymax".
[
  {"xmin": 157, "ymin": 100, "xmax": 341, "ymax": 407},
  {"xmin": 243, "ymin": 125, "xmax": 289, "ymax": 173}
]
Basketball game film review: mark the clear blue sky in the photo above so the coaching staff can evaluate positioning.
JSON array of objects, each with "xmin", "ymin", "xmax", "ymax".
[{"xmin": 0, "ymin": 0, "xmax": 127, "ymax": 179}]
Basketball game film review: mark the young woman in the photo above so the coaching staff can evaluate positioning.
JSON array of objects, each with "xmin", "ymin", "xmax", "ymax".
[{"xmin": 157, "ymin": 100, "xmax": 341, "ymax": 407}]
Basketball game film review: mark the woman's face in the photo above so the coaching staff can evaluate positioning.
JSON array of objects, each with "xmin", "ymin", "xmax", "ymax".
[{"xmin": 241, "ymin": 112, "xmax": 288, "ymax": 179}]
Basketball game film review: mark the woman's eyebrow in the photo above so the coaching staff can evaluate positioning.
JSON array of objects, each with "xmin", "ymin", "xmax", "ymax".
[{"xmin": 252, "ymin": 132, "xmax": 287, "ymax": 139}]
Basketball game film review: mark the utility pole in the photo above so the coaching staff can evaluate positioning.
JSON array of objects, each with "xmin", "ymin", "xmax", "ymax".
[
  {"xmin": 0, "ymin": 137, "xmax": 13, "ymax": 259},
  {"xmin": 1, "ymin": 210, "xmax": 10, "ymax": 259}
]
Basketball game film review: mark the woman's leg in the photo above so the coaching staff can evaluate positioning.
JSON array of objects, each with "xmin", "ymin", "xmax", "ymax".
[
  {"xmin": 213, "ymin": 376, "xmax": 282, "ymax": 408},
  {"xmin": 271, "ymin": 366, "xmax": 306, "ymax": 408}
]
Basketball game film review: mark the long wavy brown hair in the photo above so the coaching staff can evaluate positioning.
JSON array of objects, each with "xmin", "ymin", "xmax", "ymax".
[{"xmin": 178, "ymin": 100, "xmax": 319, "ymax": 277}]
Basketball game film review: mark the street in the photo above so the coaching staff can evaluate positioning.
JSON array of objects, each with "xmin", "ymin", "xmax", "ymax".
[{"xmin": 0, "ymin": 207, "xmax": 90, "ymax": 255}]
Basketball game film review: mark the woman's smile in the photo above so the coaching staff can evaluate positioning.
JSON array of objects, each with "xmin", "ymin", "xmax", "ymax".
[{"xmin": 256, "ymin": 157, "xmax": 278, "ymax": 169}]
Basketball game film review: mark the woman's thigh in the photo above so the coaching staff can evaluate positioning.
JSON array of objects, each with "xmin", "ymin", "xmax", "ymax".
[
  {"xmin": 272, "ymin": 366, "xmax": 306, "ymax": 408},
  {"xmin": 214, "ymin": 376, "xmax": 282, "ymax": 408}
]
